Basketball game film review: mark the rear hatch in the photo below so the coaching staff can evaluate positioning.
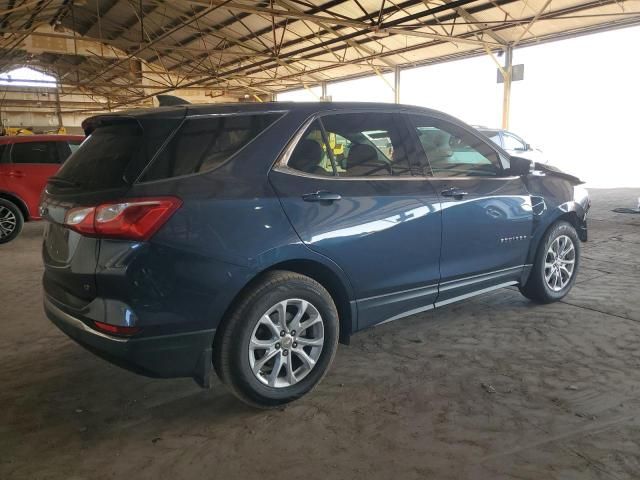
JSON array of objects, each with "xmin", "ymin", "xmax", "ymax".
[{"xmin": 41, "ymin": 109, "xmax": 185, "ymax": 308}]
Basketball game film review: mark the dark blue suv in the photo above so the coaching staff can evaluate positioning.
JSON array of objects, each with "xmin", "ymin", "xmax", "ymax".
[{"xmin": 41, "ymin": 102, "xmax": 589, "ymax": 407}]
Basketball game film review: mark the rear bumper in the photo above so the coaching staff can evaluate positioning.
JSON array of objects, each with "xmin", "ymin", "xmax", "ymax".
[{"xmin": 44, "ymin": 295, "xmax": 214, "ymax": 382}]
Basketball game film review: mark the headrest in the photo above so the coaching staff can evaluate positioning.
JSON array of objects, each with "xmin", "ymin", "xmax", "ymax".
[
  {"xmin": 290, "ymin": 139, "xmax": 324, "ymax": 172},
  {"xmin": 348, "ymin": 143, "xmax": 378, "ymax": 166}
]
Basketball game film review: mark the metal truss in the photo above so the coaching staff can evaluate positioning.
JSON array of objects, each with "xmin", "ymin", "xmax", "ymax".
[{"xmin": 0, "ymin": 0, "xmax": 639, "ymax": 113}]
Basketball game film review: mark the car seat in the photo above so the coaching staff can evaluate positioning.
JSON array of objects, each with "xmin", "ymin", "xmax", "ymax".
[
  {"xmin": 346, "ymin": 144, "xmax": 389, "ymax": 176},
  {"xmin": 289, "ymin": 139, "xmax": 329, "ymax": 175}
]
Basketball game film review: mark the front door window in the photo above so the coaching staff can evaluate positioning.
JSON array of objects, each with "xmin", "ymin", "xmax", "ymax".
[{"xmin": 410, "ymin": 116, "xmax": 503, "ymax": 177}]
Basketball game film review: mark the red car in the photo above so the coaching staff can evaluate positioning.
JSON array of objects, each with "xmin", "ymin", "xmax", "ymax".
[{"xmin": 0, "ymin": 134, "xmax": 84, "ymax": 243}]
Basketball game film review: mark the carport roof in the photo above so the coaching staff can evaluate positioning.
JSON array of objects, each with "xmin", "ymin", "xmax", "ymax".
[{"xmin": 1, "ymin": 0, "xmax": 639, "ymax": 109}]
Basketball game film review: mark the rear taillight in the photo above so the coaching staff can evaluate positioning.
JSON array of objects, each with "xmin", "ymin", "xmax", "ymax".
[
  {"xmin": 94, "ymin": 321, "xmax": 141, "ymax": 336},
  {"xmin": 64, "ymin": 197, "xmax": 182, "ymax": 241}
]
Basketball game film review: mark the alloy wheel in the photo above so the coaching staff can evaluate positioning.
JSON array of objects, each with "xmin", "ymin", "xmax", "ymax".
[
  {"xmin": 0, "ymin": 206, "xmax": 17, "ymax": 240},
  {"xmin": 249, "ymin": 298, "xmax": 324, "ymax": 388},
  {"xmin": 544, "ymin": 234, "xmax": 575, "ymax": 291}
]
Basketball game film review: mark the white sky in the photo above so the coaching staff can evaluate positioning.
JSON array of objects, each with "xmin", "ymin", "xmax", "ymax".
[
  {"xmin": 278, "ymin": 25, "xmax": 640, "ymax": 189},
  {"xmin": 0, "ymin": 67, "xmax": 57, "ymax": 87}
]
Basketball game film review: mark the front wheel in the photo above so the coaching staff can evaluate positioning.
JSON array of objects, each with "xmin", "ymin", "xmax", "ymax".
[
  {"xmin": 214, "ymin": 271, "xmax": 339, "ymax": 408},
  {"xmin": 520, "ymin": 221, "xmax": 580, "ymax": 303}
]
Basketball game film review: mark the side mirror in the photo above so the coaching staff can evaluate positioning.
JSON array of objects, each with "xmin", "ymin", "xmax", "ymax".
[
  {"xmin": 508, "ymin": 156, "xmax": 532, "ymax": 176},
  {"xmin": 525, "ymin": 143, "xmax": 532, "ymax": 151}
]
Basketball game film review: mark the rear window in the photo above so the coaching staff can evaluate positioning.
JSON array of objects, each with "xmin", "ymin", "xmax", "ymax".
[
  {"xmin": 56, "ymin": 140, "xmax": 82, "ymax": 162},
  {"xmin": 140, "ymin": 113, "xmax": 282, "ymax": 182},
  {"xmin": 68, "ymin": 141, "xmax": 82, "ymax": 155},
  {"xmin": 53, "ymin": 123, "xmax": 143, "ymax": 191}
]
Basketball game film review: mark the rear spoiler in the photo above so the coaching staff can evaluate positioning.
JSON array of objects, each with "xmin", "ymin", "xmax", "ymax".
[
  {"xmin": 156, "ymin": 95, "xmax": 190, "ymax": 106},
  {"xmin": 81, "ymin": 115, "xmax": 141, "ymax": 136},
  {"xmin": 81, "ymin": 96, "xmax": 189, "ymax": 135}
]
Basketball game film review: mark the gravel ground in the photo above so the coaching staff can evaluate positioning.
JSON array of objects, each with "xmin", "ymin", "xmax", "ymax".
[{"xmin": 1, "ymin": 188, "xmax": 639, "ymax": 480}]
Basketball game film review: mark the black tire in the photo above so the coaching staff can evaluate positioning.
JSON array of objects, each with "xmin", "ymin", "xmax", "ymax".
[
  {"xmin": 0, "ymin": 198, "xmax": 24, "ymax": 244},
  {"xmin": 519, "ymin": 221, "xmax": 580, "ymax": 303},
  {"xmin": 213, "ymin": 271, "xmax": 339, "ymax": 408}
]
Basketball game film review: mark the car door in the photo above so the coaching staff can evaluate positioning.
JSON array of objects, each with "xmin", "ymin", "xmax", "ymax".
[
  {"xmin": 269, "ymin": 111, "xmax": 442, "ymax": 329},
  {"xmin": 408, "ymin": 114, "xmax": 533, "ymax": 305},
  {"xmin": 8, "ymin": 141, "xmax": 62, "ymax": 218}
]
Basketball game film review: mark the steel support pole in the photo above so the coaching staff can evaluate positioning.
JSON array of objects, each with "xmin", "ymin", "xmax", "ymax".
[
  {"xmin": 54, "ymin": 86, "xmax": 63, "ymax": 131},
  {"xmin": 394, "ymin": 65, "xmax": 401, "ymax": 104},
  {"xmin": 501, "ymin": 45, "xmax": 513, "ymax": 129},
  {"xmin": 321, "ymin": 81, "xmax": 328, "ymax": 100}
]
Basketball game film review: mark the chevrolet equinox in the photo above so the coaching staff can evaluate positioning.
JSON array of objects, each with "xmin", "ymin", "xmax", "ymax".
[{"xmin": 41, "ymin": 103, "xmax": 590, "ymax": 407}]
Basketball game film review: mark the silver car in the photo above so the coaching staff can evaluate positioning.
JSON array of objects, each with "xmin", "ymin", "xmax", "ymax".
[{"xmin": 475, "ymin": 127, "xmax": 546, "ymax": 163}]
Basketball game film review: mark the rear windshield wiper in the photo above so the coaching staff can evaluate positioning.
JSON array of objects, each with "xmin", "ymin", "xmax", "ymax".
[{"xmin": 48, "ymin": 176, "xmax": 83, "ymax": 188}]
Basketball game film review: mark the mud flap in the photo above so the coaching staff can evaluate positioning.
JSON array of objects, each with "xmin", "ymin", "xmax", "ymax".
[{"xmin": 193, "ymin": 346, "xmax": 214, "ymax": 388}]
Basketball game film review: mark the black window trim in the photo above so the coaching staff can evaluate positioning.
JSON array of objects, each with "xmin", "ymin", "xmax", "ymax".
[
  {"xmin": 276, "ymin": 108, "xmax": 426, "ymax": 181},
  {"xmin": 135, "ymin": 109, "xmax": 288, "ymax": 185},
  {"xmin": 407, "ymin": 113, "xmax": 517, "ymax": 181},
  {"xmin": 317, "ymin": 118, "xmax": 338, "ymax": 175},
  {"xmin": 0, "ymin": 144, "xmax": 9, "ymax": 164}
]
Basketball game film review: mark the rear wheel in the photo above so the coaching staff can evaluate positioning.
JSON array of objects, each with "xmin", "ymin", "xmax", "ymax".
[
  {"xmin": 520, "ymin": 221, "xmax": 580, "ymax": 303},
  {"xmin": 214, "ymin": 271, "xmax": 339, "ymax": 408},
  {"xmin": 0, "ymin": 199, "xmax": 24, "ymax": 244}
]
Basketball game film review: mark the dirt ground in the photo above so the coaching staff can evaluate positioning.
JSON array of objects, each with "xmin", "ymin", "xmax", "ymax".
[{"xmin": 1, "ymin": 188, "xmax": 639, "ymax": 480}]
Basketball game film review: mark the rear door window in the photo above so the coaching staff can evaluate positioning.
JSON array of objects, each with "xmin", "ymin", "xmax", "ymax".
[
  {"xmin": 53, "ymin": 123, "xmax": 143, "ymax": 190},
  {"xmin": 11, "ymin": 142, "xmax": 60, "ymax": 164},
  {"xmin": 56, "ymin": 141, "xmax": 73, "ymax": 162},
  {"xmin": 140, "ymin": 113, "xmax": 282, "ymax": 182},
  {"xmin": 287, "ymin": 120, "xmax": 335, "ymax": 176},
  {"xmin": 286, "ymin": 112, "xmax": 414, "ymax": 177},
  {"xmin": 68, "ymin": 140, "xmax": 82, "ymax": 155},
  {"xmin": 321, "ymin": 113, "xmax": 413, "ymax": 177}
]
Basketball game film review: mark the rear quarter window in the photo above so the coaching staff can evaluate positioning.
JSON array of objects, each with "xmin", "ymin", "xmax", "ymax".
[{"xmin": 140, "ymin": 112, "xmax": 282, "ymax": 182}]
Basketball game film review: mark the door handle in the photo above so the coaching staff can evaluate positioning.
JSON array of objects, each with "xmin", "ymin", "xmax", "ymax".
[
  {"xmin": 2, "ymin": 170, "xmax": 25, "ymax": 178},
  {"xmin": 302, "ymin": 191, "xmax": 342, "ymax": 203},
  {"xmin": 441, "ymin": 187, "xmax": 468, "ymax": 199}
]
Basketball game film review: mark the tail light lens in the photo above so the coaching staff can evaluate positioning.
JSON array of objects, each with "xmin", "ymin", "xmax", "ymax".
[
  {"xmin": 94, "ymin": 321, "xmax": 141, "ymax": 336},
  {"xmin": 64, "ymin": 197, "xmax": 182, "ymax": 241}
]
